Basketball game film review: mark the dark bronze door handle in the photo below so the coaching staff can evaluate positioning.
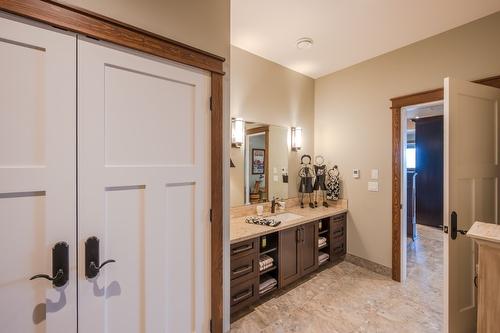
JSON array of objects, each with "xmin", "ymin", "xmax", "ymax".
[
  {"xmin": 29, "ymin": 242, "xmax": 69, "ymax": 287},
  {"xmin": 85, "ymin": 236, "xmax": 116, "ymax": 278}
]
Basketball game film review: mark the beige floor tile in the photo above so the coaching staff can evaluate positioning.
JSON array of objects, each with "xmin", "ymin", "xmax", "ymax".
[{"xmin": 231, "ymin": 224, "xmax": 443, "ymax": 333}]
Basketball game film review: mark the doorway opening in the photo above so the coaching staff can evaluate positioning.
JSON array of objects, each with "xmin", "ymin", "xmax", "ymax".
[{"xmin": 400, "ymin": 101, "xmax": 444, "ymax": 328}]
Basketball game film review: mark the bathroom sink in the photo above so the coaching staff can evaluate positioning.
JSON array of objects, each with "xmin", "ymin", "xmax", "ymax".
[
  {"xmin": 245, "ymin": 212, "xmax": 303, "ymax": 227},
  {"xmin": 273, "ymin": 212, "xmax": 303, "ymax": 223}
]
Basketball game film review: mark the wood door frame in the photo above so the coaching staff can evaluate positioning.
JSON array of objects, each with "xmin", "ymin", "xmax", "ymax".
[
  {"xmin": 246, "ymin": 126, "xmax": 270, "ymax": 202},
  {"xmin": 0, "ymin": 1, "xmax": 225, "ymax": 331},
  {"xmin": 390, "ymin": 75, "xmax": 500, "ymax": 282}
]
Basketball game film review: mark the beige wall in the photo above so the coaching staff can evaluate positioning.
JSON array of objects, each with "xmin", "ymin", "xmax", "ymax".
[
  {"xmin": 315, "ymin": 11, "xmax": 500, "ymax": 268},
  {"xmin": 230, "ymin": 46, "xmax": 315, "ymax": 206}
]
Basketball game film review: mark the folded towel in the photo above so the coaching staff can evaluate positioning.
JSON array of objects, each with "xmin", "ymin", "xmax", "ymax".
[
  {"xmin": 260, "ymin": 254, "xmax": 273, "ymax": 264},
  {"xmin": 318, "ymin": 237, "xmax": 327, "ymax": 246},
  {"xmin": 260, "ymin": 262, "xmax": 273, "ymax": 271},
  {"xmin": 318, "ymin": 252, "xmax": 330, "ymax": 263},
  {"xmin": 259, "ymin": 255, "xmax": 274, "ymax": 270},
  {"xmin": 259, "ymin": 283, "xmax": 277, "ymax": 295},
  {"xmin": 259, "ymin": 277, "xmax": 277, "ymax": 291}
]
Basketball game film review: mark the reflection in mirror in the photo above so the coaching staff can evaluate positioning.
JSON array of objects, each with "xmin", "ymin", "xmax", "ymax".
[{"xmin": 230, "ymin": 122, "xmax": 289, "ymax": 207}]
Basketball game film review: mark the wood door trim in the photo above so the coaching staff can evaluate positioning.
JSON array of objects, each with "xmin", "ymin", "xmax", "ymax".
[
  {"xmin": 0, "ymin": 2, "xmax": 226, "ymax": 331},
  {"xmin": 0, "ymin": 0, "xmax": 225, "ymax": 74},
  {"xmin": 211, "ymin": 73, "xmax": 224, "ymax": 332},
  {"xmin": 390, "ymin": 74, "xmax": 500, "ymax": 282}
]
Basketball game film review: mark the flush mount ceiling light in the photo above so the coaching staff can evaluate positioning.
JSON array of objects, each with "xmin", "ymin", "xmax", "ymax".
[{"xmin": 296, "ymin": 37, "xmax": 313, "ymax": 50}]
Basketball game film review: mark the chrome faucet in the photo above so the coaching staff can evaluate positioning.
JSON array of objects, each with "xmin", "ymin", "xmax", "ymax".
[{"xmin": 271, "ymin": 197, "xmax": 277, "ymax": 214}]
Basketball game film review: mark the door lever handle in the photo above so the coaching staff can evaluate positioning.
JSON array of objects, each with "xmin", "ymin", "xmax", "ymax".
[
  {"xmin": 30, "ymin": 269, "xmax": 64, "ymax": 283},
  {"xmin": 450, "ymin": 211, "xmax": 468, "ymax": 240},
  {"xmin": 29, "ymin": 242, "xmax": 69, "ymax": 287},
  {"xmin": 85, "ymin": 236, "xmax": 116, "ymax": 278},
  {"xmin": 89, "ymin": 259, "xmax": 116, "ymax": 272}
]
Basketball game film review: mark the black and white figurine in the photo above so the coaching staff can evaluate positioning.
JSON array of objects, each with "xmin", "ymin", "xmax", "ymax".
[
  {"xmin": 326, "ymin": 165, "xmax": 340, "ymax": 201},
  {"xmin": 313, "ymin": 155, "xmax": 328, "ymax": 207},
  {"xmin": 297, "ymin": 154, "xmax": 315, "ymax": 208}
]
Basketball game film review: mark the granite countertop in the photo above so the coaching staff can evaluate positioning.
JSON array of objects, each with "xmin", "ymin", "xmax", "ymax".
[
  {"xmin": 230, "ymin": 204, "xmax": 347, "ymax": 244},
  {"xmin": 467, "ymin": 221, "xmax": 500, "ymax": 244}
]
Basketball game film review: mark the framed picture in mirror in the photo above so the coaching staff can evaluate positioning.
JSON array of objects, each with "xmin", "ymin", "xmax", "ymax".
[{"xmin": 252, "ymin": 148, "xmax": 265, "ymax": 174}]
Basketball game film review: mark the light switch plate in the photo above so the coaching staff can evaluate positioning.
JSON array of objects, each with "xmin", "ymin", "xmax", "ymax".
[
  {"xmin": 273, "ymin": 175, "xmax": 279, "ymax": 182},
  {"xmin": 353, "ymin": 169, "xmax": 360, "ymax": 179},
  {"xmin": 368, "ymin": 181, "xmax": 379, "ymax": 192},
  {"xmin": 371, "ymin": 169, "xmax": 379, "ymax": 180}
]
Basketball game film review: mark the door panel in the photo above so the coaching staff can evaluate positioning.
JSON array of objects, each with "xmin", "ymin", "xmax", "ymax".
[
  {"xmin": 78, "ymin": 38, "xmax": 211, "ymax": 333},
  {"xmin": 301, "ymin": 223, "xmax": 318, "ymax": 275},
  {"xmin": 279, "ymin": 227, "xmax": 300, "ymax": 287},
  {"xmin": 444, "ymin": 78, "xmax": 500, "ymax": 333},
  {"xmin": 0, "ymin": 15, "xmax": 76, "ymax": 332}
]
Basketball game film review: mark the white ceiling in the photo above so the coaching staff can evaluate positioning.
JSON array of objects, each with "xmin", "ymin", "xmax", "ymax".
[
  {"xmin": 406, "ymin": 102, "xmax": 443, "ymax": 120},
  {"xmin": 231, "ymin": 1, "xmax": 500, "ymax": 78}
]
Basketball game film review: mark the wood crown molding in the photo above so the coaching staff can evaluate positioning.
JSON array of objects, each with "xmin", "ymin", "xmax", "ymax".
[{"xmin": 0, "ymin": 0, "xmax": 225, "ymax": 74}]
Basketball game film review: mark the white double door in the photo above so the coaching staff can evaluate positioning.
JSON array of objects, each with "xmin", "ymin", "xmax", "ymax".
[{"xmin": 0, "ymin": 15, "xmax": 211, "ymax": 333}]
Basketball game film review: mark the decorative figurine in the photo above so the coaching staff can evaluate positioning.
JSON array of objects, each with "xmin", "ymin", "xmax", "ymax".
[
  {"xmin": 313, "ymin": 155, "xmax": 328, "ymax": 207},
  {"xmin": 326, "ymin": 165, "xmax": 340, "ymax": 201},
  {"xmin": 297, "ymin": 154, "xmax": 316, "ymax": 208}
]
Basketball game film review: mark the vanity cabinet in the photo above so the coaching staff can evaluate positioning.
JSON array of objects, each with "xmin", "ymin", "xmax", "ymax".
[
  {"xmin": 230, "ymin": 212, "xmax": 347, "ymax": 317},
  {"xmin": 279, "ymin": 222, "xmax": 318, "ymax": 288}
]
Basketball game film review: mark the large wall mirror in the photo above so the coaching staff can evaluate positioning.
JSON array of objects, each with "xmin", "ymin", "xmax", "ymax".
[{"xmin": 230, "ymin": 121, "xmax": 292, "ymax": 207}]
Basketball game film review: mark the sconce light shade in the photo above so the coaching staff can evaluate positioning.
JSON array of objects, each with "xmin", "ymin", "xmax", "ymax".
[
  {"xmin": 231, "ymin": 118, "xmax": 245, "ymax": 148},
  {"xmin": 291, "ymin": 127, "xmax": 302, "ymax": 151}
]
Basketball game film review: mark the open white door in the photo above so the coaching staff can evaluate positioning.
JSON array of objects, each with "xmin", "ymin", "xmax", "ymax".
[
  {"xmin": 0, "ymin": 15, "xmax": 76, "ymax": 332},
  {"xmin": 77, "ymin": 38, "xmax": 211, "ymax": 332},
  {"xmin": 444, "ymin": 77, "xmax": 500, "ymax": 333}
]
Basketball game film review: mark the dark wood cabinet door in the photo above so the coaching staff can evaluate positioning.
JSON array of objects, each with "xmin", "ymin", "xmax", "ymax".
[
  {"xmin": 415, "ymin": 116, "xmax": 443, "ymax": 228},
  {"xmin": 300, "ymin": 222, "xmax": 318, "ymax": 276},
  {"xmin": 279, "ymin": 227, "xmax": 301, "ymax": 288}
]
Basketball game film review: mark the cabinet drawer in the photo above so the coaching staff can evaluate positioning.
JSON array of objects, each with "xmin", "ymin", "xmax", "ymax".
[
  {"xmin": 230, "ymin": 278, "xmax": 259, "ymax": 313},
  {"xmin": 230, "ymin": 253, "xmax": 258, "ymax": 285},
  {"xmin": 332, "ymin": 213, "xmax": 346, "ymax": 224},
  {"xmin": 331, "ymin": 237, "xmax": 346, "ymax": 258},
  {"xmin": 231, "ymin": 238, "xmax": 258, "ymax": 260},
  {"xmin": 331, "ymin": 222, "xmax": 346, "ymax": 239}
]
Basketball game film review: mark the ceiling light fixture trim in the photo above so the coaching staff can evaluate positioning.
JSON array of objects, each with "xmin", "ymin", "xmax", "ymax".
[{"xmin": 296, "ymin": 37, "xmax": 313, "ymax": 50}]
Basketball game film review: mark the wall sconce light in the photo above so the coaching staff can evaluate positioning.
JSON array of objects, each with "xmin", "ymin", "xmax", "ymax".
[
  {"xmin": 232, "ymin": 118, "xmax": 245, "ymax": 148},
  {"xmin": 291, "ymin": 127, "xmax": 302, "ymax": 151}
]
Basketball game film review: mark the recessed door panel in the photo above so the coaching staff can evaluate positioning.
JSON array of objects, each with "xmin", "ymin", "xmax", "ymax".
[
  {"xmin": 444, "ymin": 78, "xmax": 500, "ymax": 333},
  {"xmin": 78, "ymin": 38, "xmax": 211, "ymax": 333},
  {"xmin": 0, "ymin": 15, "xmax": 76, "ymax": 333}
]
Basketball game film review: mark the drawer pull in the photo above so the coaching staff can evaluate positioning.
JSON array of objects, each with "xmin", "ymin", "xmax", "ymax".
[
  {"xmin": 333, "ymin": 244, "xmax": 344, "ymax": 252},
  {"xmin": 333, "ymin": 228, "xmax": 344, "ymax": 236},
  {"xmin": 232, "ymin": 264, "xmax": 252, "ymax": 275},
  {"xmin": 232, "ymin": 244, "xmax": 253, "ymax": 254},
  {"xmin": 233, "ymin": 288, "xmax": 252, "ymax": 303}
]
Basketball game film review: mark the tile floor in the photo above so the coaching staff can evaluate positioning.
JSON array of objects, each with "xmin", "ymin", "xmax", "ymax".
[{"xmin": 230, "ymin": 224, "xmax": 443, "ymax": 333}]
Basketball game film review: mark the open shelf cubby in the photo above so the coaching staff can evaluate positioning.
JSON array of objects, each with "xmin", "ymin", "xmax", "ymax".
[
  {"xmin": 259, "ymin": 273, "xmax": 278, "ymax": 297},
  {"xmin": 259, "ymin": 232, "xmax": 279, "ymax": 291},
  {"xmin": 318, "ymin": 217, "xmax": 332, "ymax": 263}
]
